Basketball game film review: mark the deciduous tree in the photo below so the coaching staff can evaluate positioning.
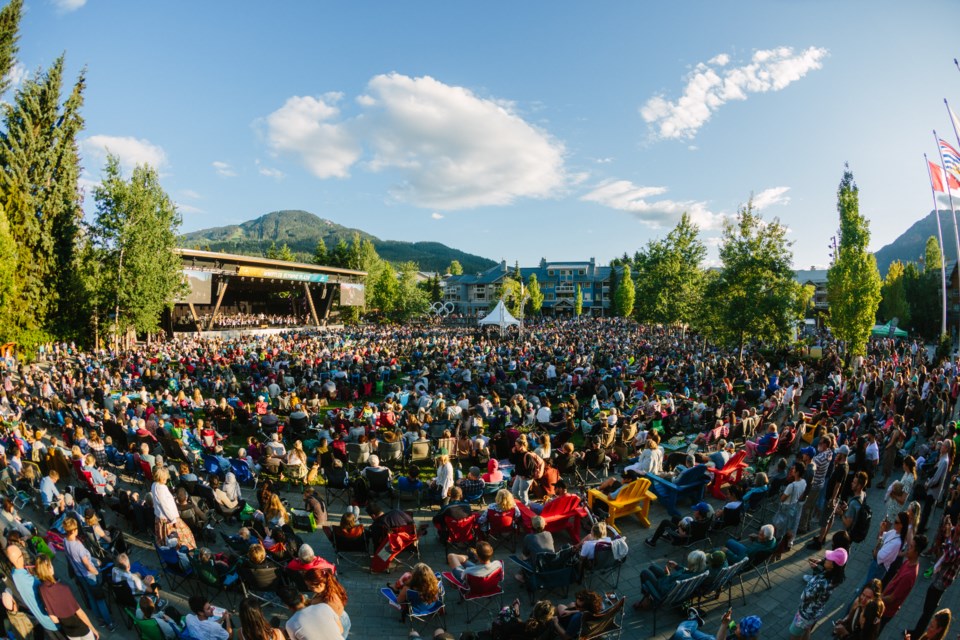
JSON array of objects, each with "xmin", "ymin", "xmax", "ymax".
[
  {"xmin": 703, "ymin": 198, "xmax": 804, "ymax": 358},
  {"xmin": 90, "ymin": 155, "xmax": 185, "ymax": 345},
  {"xmin": 879, "ymin": 260, "xmax": 910, "ymax": 326},
  {"xmin": 634, "ymin": 212, "xmax": 706, "ymax": 328},
  {"xmin": 526, "ymin": 273, "xmax": 544, "ymax": 315},
  {"xmin": 447, "ymin": 260, "xmax": 463, "ymax": 275},
  {"xmin": 613, "ymin": 265, "xmax": 635, "ymax": 317}
]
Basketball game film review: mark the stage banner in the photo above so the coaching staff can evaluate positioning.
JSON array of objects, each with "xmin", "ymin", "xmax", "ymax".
[{"xmin": 237, "ymin": 266, "xmax": 329, "ymax": 283}]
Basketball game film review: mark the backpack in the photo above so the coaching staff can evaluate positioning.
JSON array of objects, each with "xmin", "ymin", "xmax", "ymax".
[
  {"xmin": 526, "ymin": 452, "xmax": 546, "ymax": 480},
  {"xmin": 849, "ymin": 496, "xmax": 872, "ymax": 543}
]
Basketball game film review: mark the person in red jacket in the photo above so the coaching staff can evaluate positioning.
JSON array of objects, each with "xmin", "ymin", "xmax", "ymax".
[
  {"xmin": 879, "ymin": 535, "xmax": 926, "ymax": 633},
  {"xmin": 286, "ymin": 544, "xmax": 335, "ymax": 574}
]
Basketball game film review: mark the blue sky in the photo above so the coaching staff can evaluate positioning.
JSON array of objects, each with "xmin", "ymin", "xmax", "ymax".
[{"xmin": 23, "ymin": 0, "xmax": 960, "ymax": 270}]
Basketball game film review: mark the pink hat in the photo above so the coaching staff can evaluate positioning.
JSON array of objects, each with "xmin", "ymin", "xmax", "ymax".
[{"xmin": 825, "ymin": 548, "xmax": 848, "ymax": 567}]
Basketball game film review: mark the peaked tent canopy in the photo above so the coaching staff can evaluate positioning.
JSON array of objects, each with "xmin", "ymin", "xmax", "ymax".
[
  {"xmin": 478, "ymin": 300, "xmax": 520, "ymax": 329},
  {"xmin": 871, "ymin": 323, "xmax": 908, "ymax": 338}
]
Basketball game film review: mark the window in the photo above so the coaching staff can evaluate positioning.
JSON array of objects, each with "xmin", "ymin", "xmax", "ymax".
[
  {"xmin": 579, "ymin": 269, "xmax": 585, "ymax": 275},
  {"xmin": 547, "ymin": 270, "xmax": 555, "ymax": 276}
]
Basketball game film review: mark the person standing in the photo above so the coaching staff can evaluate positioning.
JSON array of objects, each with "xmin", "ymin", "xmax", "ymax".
[
  {"xmin": 62, "ymin": 517, "xmax": 114, "ymax": 631},
  {"xmin": 36, "ymin": 555, "xmax": 100, "ymax": 640},
  {"xmin": 788, "ymin": 548, "xmax": 847, "ymax": 640},
  {"xmin": 879, "ymin": 535, "xmax": 926, "ymax": 632},
  {"xmin": 910, "ymin": 522, "xmax": 960, "ymax": 638},
  {"xmin": 152, "ymin": 466, "xmax": 196, "ymax": 550}
]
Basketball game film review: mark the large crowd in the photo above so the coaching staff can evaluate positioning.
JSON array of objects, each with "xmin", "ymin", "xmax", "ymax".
[{"xmin": 0, "ymin": 318, "xmax": 957, "ymax": 640}]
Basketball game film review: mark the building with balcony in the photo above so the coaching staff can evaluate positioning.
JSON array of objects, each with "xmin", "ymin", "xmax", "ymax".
[{"xmin": 442, "ymin": 258, "xmax": 615, "ymax": 317}]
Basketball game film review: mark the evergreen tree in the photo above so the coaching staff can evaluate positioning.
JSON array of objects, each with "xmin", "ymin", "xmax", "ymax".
[
  {"xmin": 0, "ymin": 206, "xmax": 16, "ymax": 341},
  {"xmin": 634, "ymin": 212, "xmax": 706, "ymax": 328},
  {"xmin": 703, "ymin": 198, "xmax": 803, "ymax": 358},
  {"xmin": 275, "ymin": 242, "xmax": 295, "ymax": 262},
  {"xmin": 903, "ymin": 262, "xmax": 940, "ymax": 339},
  {"xmin": 447, "ymin": 260, "xmax": 463, "ymax": 275},
  {"xmin": 312, "ymin": 238, "xmax": 328, "ymax": 265},
  {"xmin": 0, "ymin": 56, "xmax": 85, "ymax": 342},
  {"xmin": 331, "ymin": 238, "xmax": 350, "ymax": 268},
  {"xmin": 826, "ymin": 166, "xmax": 883, "ymax": 358},
  {"xmin": 265, "ymin": 241, "xmax": 279, "ymax": 259},
  {"xmin": 90, "ymin": 155, "xmax": 184, "ymax": 344},
  {"xmin": 879, "ymin": 260, "xmax": 910, "ymax": 326},
  {"xmin": 925, "ymin": 236, "xmax": 943, "ymax": 273},
  {"xmin": 527, "ymin": 273, "xmax": 544, "ymax": 315},
  {"xmin": 613, "ymin": 265, "xmax": 635, "ymax": 317},
  {"xmin": 575, "ymin": 284, "xmax": 583, "ymax": 318},
  {"xmin": 0, "ymin": 0, "xmax": 22, "ymax": 97},
  {"xmin": 418, "ymin": 274, "xmax": 442, "ymax": 303}
]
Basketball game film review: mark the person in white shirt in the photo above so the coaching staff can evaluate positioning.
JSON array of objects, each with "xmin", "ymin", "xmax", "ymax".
[
  {"xmin": 777, "ymin": 461, "xmax": 807, "ymax": 542},
  {"xmin": 624, "ymin": 437, "xmax": 663, "ymax": 477},
  {"xmin": 580, "ymin": 522, "xmax": 613, "ymax": 560},
  {"xmin": 184, "ymin": 595, "xmax": 232, "ymax": 640},
  {"xmin": 282, "ymin": 588, "xmax": 343, "ymax": 640}
]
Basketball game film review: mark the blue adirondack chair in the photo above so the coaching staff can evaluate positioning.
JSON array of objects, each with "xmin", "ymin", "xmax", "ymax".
[{"xmin": 647, "ymin": 464, "xmax": 710, "ymax": 517}]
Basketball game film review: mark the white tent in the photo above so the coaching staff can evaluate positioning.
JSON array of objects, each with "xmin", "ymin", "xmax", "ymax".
[{"xmin": 478, "ymin": 300, "xmax": 520, "ymax": 330}]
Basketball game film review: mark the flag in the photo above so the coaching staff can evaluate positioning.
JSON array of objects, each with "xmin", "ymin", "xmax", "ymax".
[
  {"xmin": 929, "ymin": 160, "xmax": 960, "ymax": 192},
  {"xmin": 950, "ymin": 103, "xmax": 960, "ymax": 138},
  {"xmin": 938, "ymin": 138, "xmax": 960, "ymax": 179}
]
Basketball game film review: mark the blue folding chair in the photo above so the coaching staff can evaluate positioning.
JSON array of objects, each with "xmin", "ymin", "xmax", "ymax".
[{"xmin": 380, "ymin": 577, "xmax": 446, "ymax": 632}]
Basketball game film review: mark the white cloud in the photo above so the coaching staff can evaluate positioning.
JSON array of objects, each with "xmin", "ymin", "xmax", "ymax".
[
  {"xmin": 753, "ymin": 186, "xmax": 791, "ymax": 209},
  {"xmin": 176, "ymin": 203, "xmax": 205, "ymax": 215},
  {"xmin": 51, "ymin": 0, "xmax": 86, "ymax": 13},
  {"xmin": 81, "ymin": 135, "xmax": 167, "ymax": 173},
  {"xmin": 258, "ymin": 166, "xmax": 285, "ymax": 179},
  {"xmin": 431, "ymin": 212, "xmax": 444, "ymax": 220},
  {"xmin": 264, "ymin": 95, "xmax": 360, "ymax": 179},
  {"xmin": 6, "ymin": 63, "xmax": 26, "ymax": 90},
  {"xmin": 179, "ymin": 189, "xmax": 202, "ymax": 200},
  {"xmin": 262, "ymin": 73, "xmax": 567, "ymax": 209},
  {"xmin": 212, "ymin": 161, "xmax": 237, "ymax": 177},
  {"xmin": 365, "ymin": 73, "xmax": 566, "ymax": 209},
  {"xmin": 641, "ymin": 46, "xmax": 827, "ymax": 140},
  {"xmin": 581, "ymin": 179, "xmax": 725, "ymax": 230}
]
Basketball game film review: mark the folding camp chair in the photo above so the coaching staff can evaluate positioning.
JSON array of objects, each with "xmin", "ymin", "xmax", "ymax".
[
  {"xmin": 510, "ymin": 547, "xmax": 581, "ymax": 604},
  {"xmin": 130, "ymin": 614, "xmax": 165, "ymax": 640},
  {"xmin": 441, "ymin": 565, "xmax": 504, "ymax": 623},
  {"xmin": 154, "ymin": 543, "xmax": 195, "ymax": 595},
  {"xmin": 647, "ymin": 571, "xmax": 710, "ymax": 635},
  {"xmin": 378, "ymin": 441, "xmax": 404, "ymax": 470},
  {"xmin": 190, "ymin": 550, "xmax": 241, "ymax": 608},
  {"xmin": 481, "ymin": 509, "xmax": 519, "ymax": 552},
  {"xmin": 409, "ymin": 441, "xmax": 432, "ymax": 466},
  {"xmin": 346, "ymin": 443, "xmax": 367, "ymax": 472},
  {"xmin": 365, "ymin": 469, "xmax": 395, "ymax": 503},
  {"xmin": 583, "ymin": 540, "xmax": 626, "ymax": 591},
  {"xmin": 395, "ymin": 477, "xmax": 423, "ymax": 511},
  {"xmin": 738, "ymin": 486, "xmax": 770, "ymax": 536},
  {"xmin": 282, "ymin": 463, "xmax": 307, "ymax": 491},
  {"xmin": 442, "ymin": 513, "xmax": 479, "ymax": 553},
  {"xmin": 229, "ymin": 458, "xmax": 257, "ymax": 489},
  {"xmin": 579, "ymin": 596, "xmax": 626, "ymax": 640},
  {"xmin": 323, "ymin": 466, "xmax": 351, "ymax": 507},
  {"xmin": 737, "ymin": 547, "xmax": 774, "ymax": 595},
  {"xmin": 202, "ymin": 454, "xmax": 225, "ymax": 480},
  {"xmin": 696, "ymin": 556, "xmax": 749, "ymax": 609},
  {"xmin": 371, "ymin": 522, "xmax": 421, "ymax": 573},
  {"xmin": 238, "ymin": 560, "xmax": 286, "ymax": 610},
  {"xmin": 380, "ymin": 576, "xmax": 446, "ymax": 632},
  {"xmin": 323, "ymin": 525, "xmax": 370, "ymax": 572}
]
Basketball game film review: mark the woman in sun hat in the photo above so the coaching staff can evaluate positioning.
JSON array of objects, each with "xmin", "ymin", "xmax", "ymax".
[{"xmin": 788, "ymin": 547, "xmax": 847, "ymax": 639}]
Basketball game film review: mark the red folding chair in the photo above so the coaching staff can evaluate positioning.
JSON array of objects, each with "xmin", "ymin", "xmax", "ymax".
[
  {"xmin": 482, "ymin": 509, "xmax": 518, "ymax": 552},
  {"xmin": 442, "ymin": 513, "xmax": 479, "ymax": 553},
  {"xmin": 441, "ymin": 565, "xmax": 504, "ymax": 622}
]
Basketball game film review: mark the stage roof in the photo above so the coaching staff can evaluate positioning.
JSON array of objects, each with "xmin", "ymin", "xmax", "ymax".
[{"xmin": 175, "ymin": 248, "xmax": 367, "ymax": 280}]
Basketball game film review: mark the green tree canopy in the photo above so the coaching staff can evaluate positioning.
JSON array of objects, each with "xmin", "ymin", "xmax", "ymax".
[
  {"xmin": 613, "ymin": 265, "xmax": 635, "ymax": 317},
  {"xmin": 0, "ymin": 206, "xmax": 17, "ymax": 341},
  {"xmin": 826, "ymin": 166, "xmax": 882, "ymax": 357},
  {"xmin": 925, "ymin": 235, "xmax": 943, "ymax": 273},
  {"xmin": 575, "ymin": 284, "xmax": 583, "ymax": 317},
  {"xmin": 447, "ymin": 260, "xmax": 463, "ymax": 275},
  {"xmin": 879, "ymin": 260, "xmax": 910, "ymax": 326},
  {"xmin": 526, "ymin": 273, "xmax": 544, "ymax": 315},
  {"xmin": 90, "ymin": 155, "xmax": 184, "ymax": 341},
  {"xmin": 702, "ymin": 198, "xmax": 804, "ymax": 358},
  {"xmin": 634, "ymin": 212, "xmax": 706, "ymax": 327},
  {"xmin": 312, "ymin": 238, "xmax": 328, "ymax": 265}
]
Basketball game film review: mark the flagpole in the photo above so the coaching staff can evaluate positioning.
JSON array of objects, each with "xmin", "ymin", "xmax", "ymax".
[
  {"xmin": 935, "ymin": 129, "xmax": 960, "ymax": 339},
  {"xmin": 925, "ymin": 153, "xmax": 949, "ymax": 336}
]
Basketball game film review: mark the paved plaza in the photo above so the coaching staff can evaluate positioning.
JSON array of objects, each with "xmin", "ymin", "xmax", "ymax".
[{"xmin": 48, "ymin": 461, "xmax": 948, "ymax": 640}]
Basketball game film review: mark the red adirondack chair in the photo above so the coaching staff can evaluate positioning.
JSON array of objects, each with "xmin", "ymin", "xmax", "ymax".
[{"xmin": 706, "ymin": 449, "xmax": 749, "ymax": 499}]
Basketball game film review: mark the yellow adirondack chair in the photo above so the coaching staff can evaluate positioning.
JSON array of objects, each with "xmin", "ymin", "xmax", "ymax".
[{"xmin": 587, "ymin": 478, "xmax": 657, "ymax": 528}]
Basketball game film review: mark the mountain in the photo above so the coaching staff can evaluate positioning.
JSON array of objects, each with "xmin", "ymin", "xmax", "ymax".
[
  {"xmin": 873, "ymin": 209, "xmax": 958, "ymax": 275},
  {"xmin": 179, "ymin": 210, "xmax": 496, "ymax": 274}
]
